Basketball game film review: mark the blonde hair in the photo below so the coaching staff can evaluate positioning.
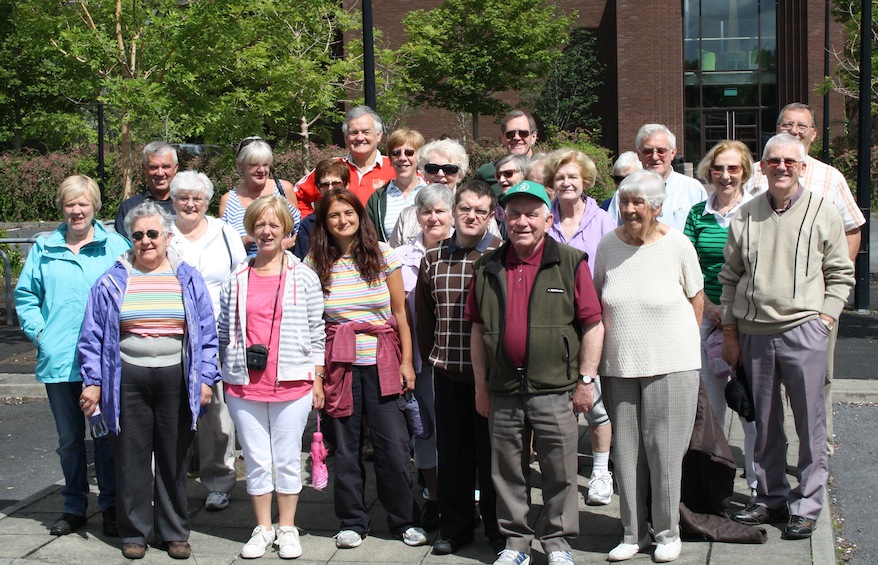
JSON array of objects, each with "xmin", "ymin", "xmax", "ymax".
[
  {"xmin": 55, "ymin": 175, "xmax": 102, "ymax": 213},
  {"xmin": 544, "ymin": 149, "xmax": 598, "ymax": 189},
  {"xmin": 244, "ymin": 195, "xmax": 294, "ymax": 237},
  {"xmin": 696, "ymin": 140, "xmax": 754, "ymax": 184}
]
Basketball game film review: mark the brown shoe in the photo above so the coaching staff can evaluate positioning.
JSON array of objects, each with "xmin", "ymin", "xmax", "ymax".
[
  {"xmin": 166, "ymin": 541, "xmax": 191, "ymax": 559},
  {"xmin": 121, "ymin": 543, "xmax": 146, "ymax": 559}
]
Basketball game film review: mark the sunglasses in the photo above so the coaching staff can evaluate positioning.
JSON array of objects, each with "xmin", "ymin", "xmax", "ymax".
[
  {"xmin": 764, "ymin": 157, "xmax": 801, "ymax": 168},
  {"xmin": 710, "ymin": 164, "xmax": 743, "ymax": 175},
  {"xmin": 317, "ymin": 180, "xmax": 346, "ymax": 190},
  {"xmin": 390, "ymin": 148, "xmax": 416, "ymax": 158},
  {"xmin": 131, "ymin": 229, "xmax": 163, "ymax": 241},
  {"xmin": 504, "ymin": 129, "xmax": 531, "ymax": 140},
  {"xmin": 424, "ymin": 163, "xmax": 460, "ymax": 175},
  {"xmin": 496, "ymin": 169, "xmax": 520, "ymax": 180},
  {"xmin": 236, "ymin": 136, "xmax": 264, "ymax": 156},
  {"xmin": 640, "ymin": 147, "xmax": 671, "ymax": 157}
]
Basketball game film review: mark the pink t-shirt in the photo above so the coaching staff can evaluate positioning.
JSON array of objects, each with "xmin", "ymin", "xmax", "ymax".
[{"xmin": 224, "ymin": 269, "xmax": 311, "ymax": 402}]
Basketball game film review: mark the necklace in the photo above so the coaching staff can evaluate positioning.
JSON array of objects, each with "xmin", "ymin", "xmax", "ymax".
[{"xmin": 714, "ymin": 192, "xmax": 742, "ymax": 214}]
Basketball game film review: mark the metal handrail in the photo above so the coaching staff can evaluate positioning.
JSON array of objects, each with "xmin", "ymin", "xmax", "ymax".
[{"xmin": 0, "ymin": 237, "xmax": 39, "ymax": 326}]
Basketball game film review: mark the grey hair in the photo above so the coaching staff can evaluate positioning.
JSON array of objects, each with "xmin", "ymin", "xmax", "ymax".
[
  {"xmin": 762, "ymin": 134, "xmax": 806, "ymax": 161},
  {"xmin": 776, "ymin": 102, "xmax": 815, "ymax": 127},
  {"xmin": 618, "ymin": 170, "xmax": 666, "ymax": 210},
  {"xmin": 495, "ymin": 153, "xmax": 530, "ymax": 174},
  {"xmin": 635, "ymin": 124, "xmax": 676, "ymax": 151},
  {"xmin": 414, "ymin": 183, "xmax": 455, "ymax": 212},
  {"xmin": 142, "ymin": 141, "xmax": 178, "ymax": 166},
  {"xmin": 613, "ymin": 151, "xmax": 643, "ymax": 176},
  {"xmin": 418, "ymin": 139, "xmax": 470, "ymax": 178},
  {"xmin": 236, "ymin": 139, "xmax": 274, "ymax": 172},
  {"xmin": 341, "ymin": 105, "xmax": 384, "ymax": 135},
  {"xmin": 169, "ymin": 170, "xmax": 215, "ymax": 202},
  {"xmin": 124, "ymin": 201, "xmax": 173, "ymax": 237}
]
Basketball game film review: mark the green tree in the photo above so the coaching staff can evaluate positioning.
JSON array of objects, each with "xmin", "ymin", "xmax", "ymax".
[
  {"xmin": 534, "ymin": 27, "xmax": 604, "ymax": 133},
  {"xmin": 400, "ymin": 0, "xmax": 576, "ymax": 140}
]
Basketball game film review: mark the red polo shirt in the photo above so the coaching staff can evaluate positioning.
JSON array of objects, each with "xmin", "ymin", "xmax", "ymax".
[{"xmin": 293, "ymin": 153, "xmax": 396, "ymax": 217}]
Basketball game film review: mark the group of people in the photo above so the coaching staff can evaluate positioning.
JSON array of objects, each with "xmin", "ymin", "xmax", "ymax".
[{"xmin": 13, "ymin": 102, "xmax": 859, "ymax": 564}]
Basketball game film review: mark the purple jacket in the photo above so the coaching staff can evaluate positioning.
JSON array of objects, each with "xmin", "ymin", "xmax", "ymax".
[
  {"xmin": 547, "ymin": 196, "xmax": 616, "ymax": 272},
  {"xmin": 78, "ymin": 250, "xmax": 220, "ymax": 434}
]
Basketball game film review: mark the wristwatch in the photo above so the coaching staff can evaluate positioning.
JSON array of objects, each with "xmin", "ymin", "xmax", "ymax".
[
  {"xmin": 820, "ymin": 317, "xmax": 835, "ymax": 331},
  {"xmin": 579, "ymin": 374, "xmax": 594, "ymax": 385}
]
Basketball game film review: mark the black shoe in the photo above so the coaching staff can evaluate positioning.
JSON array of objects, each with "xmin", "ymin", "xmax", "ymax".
[
  {"xmin": 421, "ymin": 500, "xmax": 439, "ymax": 532},
  {"xmin": 102, "ymin": 507, "xmax": 119, "ymax": 537},
  {"xmin": 732, "ymin": 503, "xmax": 789, "ymax": 525},
  {"xmin": 49, "ymin": 513, "xmax": 87, "ymax": 536},
  {"xmin": 783, "ymin": 515, "xmax": 816, "ymax": 539},
  {"xmin": 489, "ymin": 536, "xmax": 507, "ymax": 554},
  {"xmin": 432, "ymin": 537, "xmax": 472, "ymax": 555}
]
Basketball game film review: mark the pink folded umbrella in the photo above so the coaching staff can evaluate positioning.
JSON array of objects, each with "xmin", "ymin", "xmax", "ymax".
[{"xmin": 310, "ymin": 412, "xmax": 329, "ymax": 490}]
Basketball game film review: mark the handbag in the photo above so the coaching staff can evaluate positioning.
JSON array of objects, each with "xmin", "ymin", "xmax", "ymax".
[
  {"xmin": 725, "ymin": 365, "xmax": 756, "ymax": 422},
  {"xmin": 397, "ymin": 390, "xmax": 434, "ymax": 440}
]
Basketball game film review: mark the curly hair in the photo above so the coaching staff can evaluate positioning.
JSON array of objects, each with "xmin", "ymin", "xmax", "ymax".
[{"xmin": 308, "ymin": 188, "xmax": 386, "ymax": 294}]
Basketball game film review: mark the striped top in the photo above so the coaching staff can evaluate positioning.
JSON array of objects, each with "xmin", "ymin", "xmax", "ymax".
[
  {"xmin": 120, "ymin": 268, "xmax": 185, "ymax": 336},
  {"xmin": 383, "ymin": 180, "xmax": 424, "ymax": 238},
  {"xmin": 310, "ymin": 242, "xmax": 399, "ymax": 365},
  {"xmin": 221, "ymin": 180, "xmax": 302, "ymax": 256}
]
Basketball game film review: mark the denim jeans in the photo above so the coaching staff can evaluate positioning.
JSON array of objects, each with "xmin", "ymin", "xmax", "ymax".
[{"xmin": 45, "ymin": 382, "xmax": 116, "ymax": 516}]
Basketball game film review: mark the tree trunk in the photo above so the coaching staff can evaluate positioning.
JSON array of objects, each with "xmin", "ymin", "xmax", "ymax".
[
  {"xmin": 13, "ymin": 104, "xmax": 22, "ymax": 151},
  {"xmin": 120, "ymin": 117, "xmax": 134, "ymax": 200},
  {"xmin": 471, "ymin": 111, "xmax": 480, "ymax": 141}
]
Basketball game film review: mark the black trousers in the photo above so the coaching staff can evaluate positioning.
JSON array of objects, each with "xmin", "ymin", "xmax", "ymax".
[
  {"xmin": 434, "ymin": 368, "xmax": 500, "ymax": 543},
  {"xmin": 110, "ymin": 361, "xmax": 194, "ymax": 545}
]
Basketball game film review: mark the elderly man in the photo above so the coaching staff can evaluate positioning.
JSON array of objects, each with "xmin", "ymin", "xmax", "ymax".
[
  {"xmin": 294, "ymin": 105, "xmax": 396, "ymax": 216},
  {"xmin": 607, "ymin": 124, "xmax": 706, "ymax": 231},
  {"xmin": 720, "ymin": 134, "xmax": 854, "ymax": 540},
  {"xmin": 476, "ymin": 110, "xmax": 539, "ymax": 196},
  {"xmin": 744, "ymin": 103, "xmax": 865, "ymax": 454},
  {"xmin": 466, "ymin": 181, "xmax": 604, "ymax": 565},
  {"xmin": 415, "ymin": 180, "xmax": 504, "ymax": 556},
  {"xmin": 114, "ymin": 142, "xmax": 178, "ymax": 238}
]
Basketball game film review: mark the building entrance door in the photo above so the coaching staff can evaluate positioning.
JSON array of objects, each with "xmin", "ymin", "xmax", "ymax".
[{"xmin": 702, "ymin": 109, "xmax": 759, "ymax": 158}]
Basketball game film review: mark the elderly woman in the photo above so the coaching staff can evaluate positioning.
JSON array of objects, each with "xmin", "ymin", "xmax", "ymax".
[
  {"xmin": 168, "ymin": 171, "xmax": 247, "ymax": 513},
  {"xmin": 494, "ymin": 153, "xmax": 529, "ymax": 195},
  {"xmin": 604, "ymin": 152, "xmax": 644, "ymax": 211},
  {"xmin": 543, "ymin": 148, "xmax": 617, "ymax": 507},
  {"xmin": 307, "ymin": 188, "xmax": 427, "ymax": 549},
  {"xmin": 78, "ymin": 202, "xmax": 220, "ymax": 560},
  {"xmin": 366, "ymin": 128, "xmax": 427, "ymax": 242},
  {"xmin": 593, "ymin": 170, "xmax": 704, "ymax": 563},
  {"xmin": 217, "ymin": 196, "xmax": 325, "ymax": 559},
  {"xmin": 685, "ymin": 140, "xmax": 757, "ymax": 499},
  {"xmin": 389, "ymin": 138, "xmax": 468, "ymax": 247},
  {"xmin": 14, "ymin": 175, "xmax": 131, "ymax": 538},
  {"xmin": 394, "ymin": 183, "xmax": 455, "ymax": 530},
  {"xmin": 219, "ymin": 137, "xmax": 301, "ymax": 256}
]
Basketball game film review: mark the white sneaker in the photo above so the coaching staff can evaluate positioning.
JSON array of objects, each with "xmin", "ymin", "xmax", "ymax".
[
  {"xmin": 547, "ymin": 550, "xmax": 574, "ymax": 565},
  {"xmin": 493, "ymin": 549, "xmax": 531, "ymax": 565},
  {"xmin": 402, "ymin": 526, "xmax": 427, "ymax": 546},
  {"xmin": 241, "ymin": 525, "xmax": 275, "ymax": 559},
  {"xmin": 204, "ymin": 491, "xmax": 230, "ymax": 511},
  {"xmin": 607, "ymin": 536, "xmax": 650, "ymax": 562},
  {"xmin": 275, "ymin": 526, "xmax": 302, "ymax": 559},
  {"xmin": 587, "ymin": 471, "xmax": 613, "ymax": 505},
  {"xmin": 334, "ymin": 529, "xmax": 363, "ymax": 548},
  {"xmin": 654, "ymin": 538, "xmax": 682, "ymax": 563}
]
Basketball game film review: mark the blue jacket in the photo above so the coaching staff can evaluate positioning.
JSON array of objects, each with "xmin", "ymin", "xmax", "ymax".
[
  {"xmin": 14, "ymin": 221, "xmax": 131, "ymax": 383},
  {"xmin": 77, "ymin": 250, "xmax": 221, "ymax": 434}
]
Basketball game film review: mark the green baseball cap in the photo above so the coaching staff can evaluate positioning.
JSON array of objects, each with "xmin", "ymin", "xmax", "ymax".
[{"xmin": 500, "ymin": 180, "xmax": 552, "ymax": 209}]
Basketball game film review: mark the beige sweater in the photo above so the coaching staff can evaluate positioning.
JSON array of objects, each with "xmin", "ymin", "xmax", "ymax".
[{"xmin": 719, "ymin": 187, "xmax": 854, "ymax": 335}]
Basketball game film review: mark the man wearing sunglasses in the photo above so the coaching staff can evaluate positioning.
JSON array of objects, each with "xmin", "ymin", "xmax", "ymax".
[
  {"xmin": 606, "ymin": 124, "xmax": 706, "ymax": 232},
  {"xmin": 475, "ymin": 110, "xmax": 539, "ymax": 196},
  {"xmin": 743, "ymin": 103, "xmax": 864, "ymax": 457},
  {"xmin": 293, "ymin": 106, "xmax": 397, "ymax": 218},
  {"xmin": 720, "ymin": 134, "xmax": 853, "ymax": 541},
  {"xmin": 113, "ymin": 142, "xmax": 179, "ymax": 239}
]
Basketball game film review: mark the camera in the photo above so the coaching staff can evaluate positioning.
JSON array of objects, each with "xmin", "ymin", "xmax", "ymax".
[{"xmin": 246, "ymin": 344, "xmax": 269, "ymax": 371}]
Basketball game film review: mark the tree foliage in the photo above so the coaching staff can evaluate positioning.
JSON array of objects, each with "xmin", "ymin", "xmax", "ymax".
[
  {"xmin": 534, "ymin": 27, "xmax": 604, "ymax": 133},
  {"xmin": 824, "ymin": 0, "xmax": 877, "ymax": 113},
  {"xmin": 400, "ymin": 0, "xmax": 576, "ymax": 139}
]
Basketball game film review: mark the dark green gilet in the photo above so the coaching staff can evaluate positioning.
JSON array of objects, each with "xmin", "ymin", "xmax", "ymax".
[{"xmin": 472, "ymin": 237, "xmax": 586, "ymax": 395}]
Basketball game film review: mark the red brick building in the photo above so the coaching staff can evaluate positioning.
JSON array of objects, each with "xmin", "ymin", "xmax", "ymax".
[{"xmin": 354, "ymin": 0, "xmax": 848, "ymax": 165}]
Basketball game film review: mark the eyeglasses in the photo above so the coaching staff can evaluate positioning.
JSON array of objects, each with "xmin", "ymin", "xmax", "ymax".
[
  {"xmin": 456, "ymin": 205, "xmax": 491, "ymax": 218},
  {"xmin": 496, "ymin": 169, "xmax": 520, "ymax": 180},
  {"xmin": 131, "ymin": 229, "xmax": 163, "ymax": 241},
  {"xmin": 425, "ymin": 163, "xmax": 460, "ymax": 175},
  {"xmin": 346, "ymin": 129, "xmax": 374, "ymax": 138},
  {"xmin": 174, "ymin": 195, "xmax": 206, "ymax": 205},
  {"xmin": 640, "ymin": 147, "xmax": 671, "ymax": 157},
  {"xmin": 390, "ymin": 148, "xmax": 416, "ymax": 158},
  {"xmin": 710, "ymin": 165, "xmax": 743, "ymax": 175},
  {"xmin": 236, "ymin": 136, "xmax": 264, "ymax": 156},
  {"xmin": 779, "ymin": 121, "xmax": 813, "ymax": 134},
  {"xmin": 504, "ymin": 129, "xmax": 531, "ymax": 140},
  {"xmin": 764, "ymin": 157, "xmax": 801, "ymax": 168},
  {"xmin": 317, "ymin": 180, "xmax": 346, "ymax": 190}
]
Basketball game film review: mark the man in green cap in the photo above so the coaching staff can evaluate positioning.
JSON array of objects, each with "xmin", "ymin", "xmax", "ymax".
[{"xmin": 465, "ymin": 181, "xmax": 605, "ymax": 565}]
